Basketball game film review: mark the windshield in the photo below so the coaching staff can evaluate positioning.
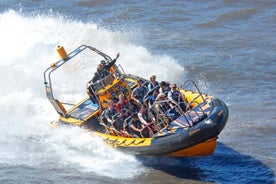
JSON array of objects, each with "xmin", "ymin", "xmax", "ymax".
[{"xmin": 47, "ymin": 47, "xmax": 111, "ymax": 111}]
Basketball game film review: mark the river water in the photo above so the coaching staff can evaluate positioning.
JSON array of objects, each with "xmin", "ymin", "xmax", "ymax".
[{"xmin": 0, "ymin": 1, "xmax": 275, "ymax": 183}]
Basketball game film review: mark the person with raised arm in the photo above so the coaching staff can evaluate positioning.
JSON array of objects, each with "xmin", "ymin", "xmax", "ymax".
[{"xmin": 92, "ymin": 53, "xmax": 120, "ymax": 83}]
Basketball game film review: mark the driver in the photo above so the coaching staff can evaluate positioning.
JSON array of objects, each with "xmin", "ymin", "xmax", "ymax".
[{"xmin": 91, "ymin": 53, "xmax": 120, "ymax": 83}]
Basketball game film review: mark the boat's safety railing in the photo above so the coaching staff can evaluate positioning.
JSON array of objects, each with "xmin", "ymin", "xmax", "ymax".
[
  {"xmin": 151, "ymin": 98, "xmax": 185, "ymax": 129},
  {"xmin": 149, "ymin": 96, "xmax": 208, "ymax": 131},
  {"xmin": 86, "ymin": 62, "xmax": 129, "ymax": 104},
  {"xmin": 43, "ymin": 45, "xmax": 114, "ymax": 117},
  {"xmin": 99, "ymin": 110, "xmax": 154, "ymax": 138},
  {"xmin": 179, "ymin": 80, "xmax": 208, "ymax": 124},
  {"xmin": 99, "ymin": 112, "xmax": 120, "ymax": 136},
  {"xmin": 122, "ymin": 113, "xmax": 154, "ymax": 138},
  {"xmin": 116, "ymin": 64, "xmax": 127, "ymax": 76},
  {"xmin": 186, "ymin": 101, "xmax": 208, "ymax": 123},
  {"xmin": 123, "ymin": 114, "xmax": 135, "ymax": 137},
  {"xmin": 143, "ymin": 85, "xmax": 160, "ymax": 104},
  {"xmin": 145, "ymin": 80, "xmax": 209, "ymax": 131},
  {"xmin": 180, "ymin": 80, "xmax": 207, "ymax": 107}
]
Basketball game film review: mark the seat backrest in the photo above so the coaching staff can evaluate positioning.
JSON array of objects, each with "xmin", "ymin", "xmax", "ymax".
[{"xmin": 123, "ymin": 114, "xmax": 133, "ymax": 132}]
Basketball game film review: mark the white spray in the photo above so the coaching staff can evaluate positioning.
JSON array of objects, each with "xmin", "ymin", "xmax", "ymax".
[{"xmin": 0, "ymin": 10, "xmax": 184, "ymax": 178}]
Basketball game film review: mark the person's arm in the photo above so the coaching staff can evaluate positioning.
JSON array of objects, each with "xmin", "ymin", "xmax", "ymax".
[
  {"xmin": 167, "ymin": 91, "xmax": 173, "ymax": 101},
  {"xmin": 131, "ymin": 89, "xmax": 140, "ymax": 104},
  {"xmin": 107, "ymin": 53, "xmax": 120, "ymax": 69},
  {"xmin": 129, "ymin": 124, "xmax": 142, "ymax": 132},
  {"xmin": 138, "ymin": 112, "xmax": 148, "ymax": 125}
]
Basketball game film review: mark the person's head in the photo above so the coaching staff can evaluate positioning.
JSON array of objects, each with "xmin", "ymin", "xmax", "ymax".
[
  {"xmin": 119, "ymin": 109, "xmax": 126, "ymax": 117},
  {"xmin": 97, "ymin": 60, "xmax": 106, "ymax": 71},
  {"xmin": 97, "ymin": 64, "xmax": 104, "ymax": 71},
  {"xmin": 132, "ymin": 113, "xmax": 139, "ymax": 120},
  {"xmin": 160, "ymin": 81, "xmax": 167, "ymax": 89},
  {"xmin": 153, "ymin": 89, "xmax": 159, "ymax": 96},
  {"xmin": 160, "ymin": 81, "xmax": 166, "ymax": 86},
  {"xmin": 150, "ymin": 75, "xmax": 156, "ymax": 82},
  {"xmin": 138, "ymin": 79, "xmax": 143, "ymax": 86},
  {"xmin": 141, "ymin": 104, "xmax": 147, "ymax": 112},
  {"xmin": 171, "ymin": 84, "xmax": 177, "ymax": 91},
  {"xmin": 108, "ymin": 100, "xmax": 114, "ymax": 108},
  {"xmin": 118, "ymin": 94, "xmax": 125, "ymax": 102}
]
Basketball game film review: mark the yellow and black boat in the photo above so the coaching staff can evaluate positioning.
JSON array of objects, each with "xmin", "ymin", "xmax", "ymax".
[{"xmin": 44, "ymin": 45, "xmax": 229, "ymax": 157}]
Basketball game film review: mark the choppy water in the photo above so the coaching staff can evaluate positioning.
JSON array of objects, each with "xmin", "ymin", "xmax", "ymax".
[{"xmin": 0, "ymin": 1, "xmax": 275, "ymax": 183}]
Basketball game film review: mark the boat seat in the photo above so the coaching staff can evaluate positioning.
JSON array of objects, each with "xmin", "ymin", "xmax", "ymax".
[{"xmin": 122, "ymin": 114, "xmax": 134, "ymax": 138}]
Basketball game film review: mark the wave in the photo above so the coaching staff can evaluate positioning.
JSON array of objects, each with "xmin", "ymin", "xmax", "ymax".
[{"xmin": 0, "ymin": 10, "xmax": 184, "ymax": 178}]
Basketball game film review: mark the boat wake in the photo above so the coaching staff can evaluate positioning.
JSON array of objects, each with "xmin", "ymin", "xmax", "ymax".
[{"xmin": 0, "ymin": 10, "xmax": 187, "ymax": 178}]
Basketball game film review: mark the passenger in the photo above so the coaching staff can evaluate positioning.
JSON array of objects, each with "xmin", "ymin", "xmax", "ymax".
[
  {"xmin": 115, "ymin": 94, "xmax": 128, "ymax": 113},
  {"xmin": 128, "ymin": 99, "xmax": 140, "ymax": 114},
  {"xmin": 151, "ymin": 92, "xmax": 181, "ymax": 125},
  {"xmin": 166, "ymin": 102, "xmax": 180, "ymax": 120},
  {"xmin": 91, "ymin": 53, "xmax": 120, "ymax": 83},
  {"xmin": 168, "ymin": 83, "xmax": 188, "ymax": 112},
  {"xmin": 159, "ymin": 81, "xmax": 171, "ymax": 96},
  {"xmin": 114, "ymin": 109, "xmax": 129, "ymax": 133},
  {"xmin": 148, "ymin": 75, "xmax": 159, "ymax": 91},
  {"xmin": 155, "ymin": 93, "xmax": 171, "ymax": 113},
  {"xmin": 131, "ymin": 79, "xmax": 148, "ymax": 105},
  {"xmin": 110, "ymin": 91, "xmax": 119, "ymax": 103},
  {"xmin": 138, "ymin": 104, "xmax": 156, "ymax": 132},
  {"xmin": 129, "ymin": 113, "xmax": 151, "ymax": 138},
  {"xmin": 103, "ymin": 100, "xmax": 117, "ymax": 127},
  {"xmin": 148, "ymin": 89, "xmax": 159, "ymax": 106}
]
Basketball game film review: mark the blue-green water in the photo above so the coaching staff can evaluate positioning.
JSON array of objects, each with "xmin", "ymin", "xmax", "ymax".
[{"xmin": 0, "ymin": 1, "xmax": 275, "ymax": 183}]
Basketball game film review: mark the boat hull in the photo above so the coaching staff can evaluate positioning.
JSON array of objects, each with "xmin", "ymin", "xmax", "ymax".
[
  {"xmin": 87, "ymin": 98, "xmax": 228, "ymax": 156},
  {"xmin": 52, "ymin": 95, "xmax": 228, "ymax": 157}
]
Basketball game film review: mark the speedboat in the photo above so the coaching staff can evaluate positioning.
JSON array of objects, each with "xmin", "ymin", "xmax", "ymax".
[{"xmin": 43, "ymin": 45, "xmax": 229, "ymax": 156}]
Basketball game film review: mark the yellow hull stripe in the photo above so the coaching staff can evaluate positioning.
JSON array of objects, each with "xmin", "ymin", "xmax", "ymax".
[{"xmin": 93, "ymin": 132, "xmax": 152, "ymax": 147}]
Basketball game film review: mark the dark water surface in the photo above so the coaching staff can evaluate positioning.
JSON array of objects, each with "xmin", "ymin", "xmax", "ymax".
[{"xmin": 0, "ymin": 1, "xmax": 275, "ymax": 183}]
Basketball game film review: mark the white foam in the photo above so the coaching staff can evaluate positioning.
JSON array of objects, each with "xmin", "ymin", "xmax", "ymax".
[{"xmin": 0, "ymin": 10, "xmax": 183, "ymax": 178}]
